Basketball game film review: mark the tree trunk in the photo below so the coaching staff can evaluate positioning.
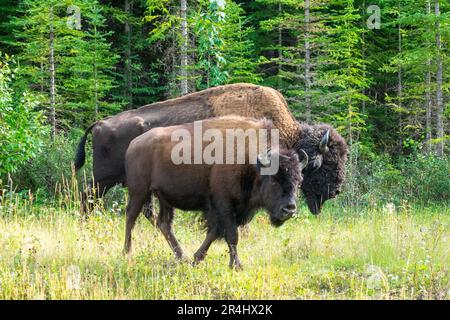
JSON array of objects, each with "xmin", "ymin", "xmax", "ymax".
[
  {"xmin": 425, "ymin": 63, "xmax": 432, "ymax": 154},
  {"xmin": 49, "ymin": 6, "xmax": 56, "ymax": 140},
  {"xmin": 425, "ymin": 0, "xmax": 432, "ymax": 154},
  {"xmin": 40, "ymin": 60, "xmax": 44, "ymax": 93},
  {"xmin": 397, "ymin": 7, "xmax": 403, "ymax": 153},
  {"xmin": 180, "ymin": 0, "xmax": 188, "ymax": 96},
  {"xmin": 435, "ymin": 0, "xmax": 444, "ymax": 156},
  {"xmin": 124, "ymin": 0, "xmax": 133, "ymax": 109},
  {"xmin": 304, "ymin": 0, "xmax": 312, "ymax": 122},
  {"xmin": 357, "ymin": 0, "xmax": 366, "ymax": 144},
  {"xmin": 277, "ymin": 1, "xmax": 282, "ymax": 89}
]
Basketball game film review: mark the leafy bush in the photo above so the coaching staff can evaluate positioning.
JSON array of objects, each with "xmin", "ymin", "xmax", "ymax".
[
  {"xmin": 10, "ymin": 130, "xmax": 86, "ymax": 198},
  {"xmin": 0, "ymin": 53, "xmax": 46, "ymax": 177},
  {"xmin": 337, "ymin": 147, "xmax": 450, "ymax": 207}
]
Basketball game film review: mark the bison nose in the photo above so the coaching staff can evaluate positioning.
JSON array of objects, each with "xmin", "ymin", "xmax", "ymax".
[{"xmin": 282, "ymin": 202, "xmax": 297, "ymax": 216}]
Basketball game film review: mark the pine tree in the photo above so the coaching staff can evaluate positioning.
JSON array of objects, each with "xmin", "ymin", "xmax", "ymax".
[
  {"xmin": 318, "ymin": 0, "xmax": 369, "ymax": 145},
  {"xmin": 61, "ymin": 2, "xmax": 119, "ymax": 124},
  {"xmin": 222, "ymin": 1, "xmax": 262, "ymax": 84},
  {"xmin": 6, "ymin": 0, "xmax": 120, "ymax": 129},
  {"xmin": 146, "ymin": 0, "xmax": 193, "ymax": 97}
]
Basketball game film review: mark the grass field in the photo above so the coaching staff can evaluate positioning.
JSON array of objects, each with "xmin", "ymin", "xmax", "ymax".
[{"xmin": 0, "ymin": 197, "xmax": 448, "ymax": 300}]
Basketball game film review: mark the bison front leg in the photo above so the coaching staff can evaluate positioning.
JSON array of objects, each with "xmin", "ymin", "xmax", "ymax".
[
  {"xmin": 226, "ymin": 235, "xmax": 242, "ymax": 270},
  {"xmin": 223, "ymin": 217, "xmax": 242, "ymax": 270}
]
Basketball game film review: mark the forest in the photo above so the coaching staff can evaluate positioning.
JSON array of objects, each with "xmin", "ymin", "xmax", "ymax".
[{"xmin": 0, "ymin": 0, "xmax": 449, "ymax": 300}]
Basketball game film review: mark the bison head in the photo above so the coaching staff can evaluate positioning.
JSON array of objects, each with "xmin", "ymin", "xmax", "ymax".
[
  {"xmin": 294, "ymin": 124, "xmax": 348, "ymax": 215},
  {"xmin": 257, "ymin": 148, "xmax": 308, "ymax": 226}
]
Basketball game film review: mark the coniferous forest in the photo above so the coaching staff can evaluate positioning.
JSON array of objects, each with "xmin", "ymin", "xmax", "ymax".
[
  {"xmin": 1, "ymin": 0, "xmax": 449, "ymax": 184},
  {"xmin": 0, "ymin": 1, "xmax": 449, "ymax": 300}
]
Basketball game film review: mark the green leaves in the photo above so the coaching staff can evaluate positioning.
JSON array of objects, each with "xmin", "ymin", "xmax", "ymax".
[
  {"xmin": 5, "ymin": 0, "xmax": 120, "ymax": 128},
  {"xmin": 195, "ymin": 0, "xmax": 229, "ymax": 88},
  {"xmin": 0, "ymin": 53, "xmax": 46, "ymax": 176}
]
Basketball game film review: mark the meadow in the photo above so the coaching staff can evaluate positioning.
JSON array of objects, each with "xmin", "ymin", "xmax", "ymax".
[
  {"xmin": 1, "ymin": 0, "xmax": 449, "ymax": 301},
  {"xmin": 0, "ymin": 191, "xmax": 448, "ymax": 300}
]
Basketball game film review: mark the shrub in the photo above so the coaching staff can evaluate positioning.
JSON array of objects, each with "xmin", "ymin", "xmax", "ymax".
[
  {"xmin": 0, "ymin": 53, "xmax": 46, "ymax": 177},
  {"xmin": 11, "ymin": 130, "xmax": 86, "ymax": 198},
  {"xmin": 336, "ymin": 147, "xmax": 450, "ymax": 208}
]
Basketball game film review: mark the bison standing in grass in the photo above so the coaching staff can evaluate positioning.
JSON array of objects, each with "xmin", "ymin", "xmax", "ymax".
[
  {"xmin": 75, "ymin": 83, "xmax": 348, "ymax": 216},
  {"xmin": 123, "ymin": 116, "xmax": 308, "ymax": 269}
]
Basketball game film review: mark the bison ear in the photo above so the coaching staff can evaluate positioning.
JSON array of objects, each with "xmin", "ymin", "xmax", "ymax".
[{"xmin": 319, "ymin": 129, "xmax": 330, "ymax": 154}]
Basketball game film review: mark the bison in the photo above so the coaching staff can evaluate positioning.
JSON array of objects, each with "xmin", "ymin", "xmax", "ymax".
[
  {"xmin": 123, "ymin": 116, "xmax": 308, "ymax": 269},
  {"xmin": 75, "ymin": 83, "xmax": 348, "ymax": 216}
]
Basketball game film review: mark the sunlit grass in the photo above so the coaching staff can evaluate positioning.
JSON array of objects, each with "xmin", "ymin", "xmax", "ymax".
[{"xmin": 0, "ymin": 198, "xmax": 448, "ymax": 299}]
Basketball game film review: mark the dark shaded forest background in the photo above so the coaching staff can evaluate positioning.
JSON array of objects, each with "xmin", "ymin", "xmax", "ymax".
[{"xmin": 0, "ymin": 0, "xmax": 449, "ymax": 206}]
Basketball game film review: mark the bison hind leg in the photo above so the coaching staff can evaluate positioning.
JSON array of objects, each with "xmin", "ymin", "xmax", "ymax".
[
  {"xmin": 193, "ymin": 228, "xmax": 219, "ymax": 265},
  {"xmin": 142, "ymin": 193, "xmax": 157, "ymax": 225},
  {"xmin": 157, "ymin": 201, "xmax": 185, "ymax": 260}
]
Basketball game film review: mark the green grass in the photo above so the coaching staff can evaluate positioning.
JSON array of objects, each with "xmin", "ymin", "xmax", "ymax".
[{"xmin": 0, "ymin": 198, "xmax": 448, "ymax": 299}]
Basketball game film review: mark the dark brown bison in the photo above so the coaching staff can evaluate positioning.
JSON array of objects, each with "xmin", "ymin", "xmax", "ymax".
[
  {"xmin": 123, "ymin": 116, "xmax": 308, "ymax": 269},
  {"xmin": 295, "ymin": 123, "xmax": 348, "ymax": 214},
  {"xmin": 75, "ymin": 83, "xmax": 348, "ymax": 216}
]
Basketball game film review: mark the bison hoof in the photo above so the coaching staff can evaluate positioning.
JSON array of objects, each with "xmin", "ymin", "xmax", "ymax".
[
  {"xmin": 192, "ymin": 253, "xmax": 206, "ymax": 266},
  {"xmin": 229, "ymin": 261, "xmax": 243, "ymax": 271}
]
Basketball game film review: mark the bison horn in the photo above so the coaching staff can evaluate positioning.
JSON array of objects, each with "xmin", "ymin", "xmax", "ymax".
[
  {"xmin": 257, "ymin": 152, "xmax": 271, "ymax": 168},
  {"xmin": 319, "ymin": 129, "xmax": 330, "ymax": 154},
  {"xmin": 299, "ymin": 149, "xmax": 308, "ymax": 170}
]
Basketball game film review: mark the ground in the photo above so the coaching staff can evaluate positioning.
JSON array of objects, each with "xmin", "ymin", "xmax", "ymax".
[{"xmin": 0, "ymin": 201, "xmax": 448, "ymax": 299}]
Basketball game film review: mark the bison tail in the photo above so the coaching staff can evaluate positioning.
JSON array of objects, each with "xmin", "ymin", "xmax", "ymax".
[{"xmin": 74, "ymin": 122, "xmax": 96, "ymax": 171}]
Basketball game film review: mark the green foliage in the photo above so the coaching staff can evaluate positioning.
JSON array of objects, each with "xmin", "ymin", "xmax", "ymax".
[
  {"xmin": 222, "ymin": 1, "xmax": 263, "ymax": 84},
  {"xmin": 10, "ymin": 130, "xmax": 83, "ymax": 197},
  {"xmin": 5, "ymin": 0, "xmax": 120, "ymax": 128},
  {"xmin": 313, "ymin": 0, "xmax": 370, "ymax": 143},
  {"xmin": 0, "ymin": 53, "xmax": 46, "ymax": 177},
  {"xmin": 195, "ymin": 0, "xmax": 229, "ymax": 88},
  {"xmin": 61, "ymin": 2, "xmax": 121, "ymax": 123},
  {"xmin": 338, "ymin": 148, "xmax": 450, "ymax": 208},
  {"xmin": 145, "ymin": 0, "xmax": 179, "ymax": 43}
]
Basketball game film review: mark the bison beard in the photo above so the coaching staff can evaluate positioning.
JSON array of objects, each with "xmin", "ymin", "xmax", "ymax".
[{"xmin": 123, "ymin": 117, "xmax": 307, "ymax": 269}]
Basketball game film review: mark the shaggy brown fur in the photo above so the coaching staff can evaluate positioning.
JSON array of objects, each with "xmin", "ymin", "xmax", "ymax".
[
  {"xmin": 74, "ymin": 83, "xmax": 348, "ymax": 215},
  {"xmin": 295, "ymin": 123, "xmax": 348, "ymax": 214},
  {"xmin": 207, "ymin": 84, "xmax": 298, "ymax": 141},
  {"xmin": 124, "ymin": 116, "xmax": 305, "ymax": 269}
]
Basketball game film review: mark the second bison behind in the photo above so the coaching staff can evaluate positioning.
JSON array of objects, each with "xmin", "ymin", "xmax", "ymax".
[{"xmin": 124, "ymin": 116, "xmax": 308, "ymax": 269}]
